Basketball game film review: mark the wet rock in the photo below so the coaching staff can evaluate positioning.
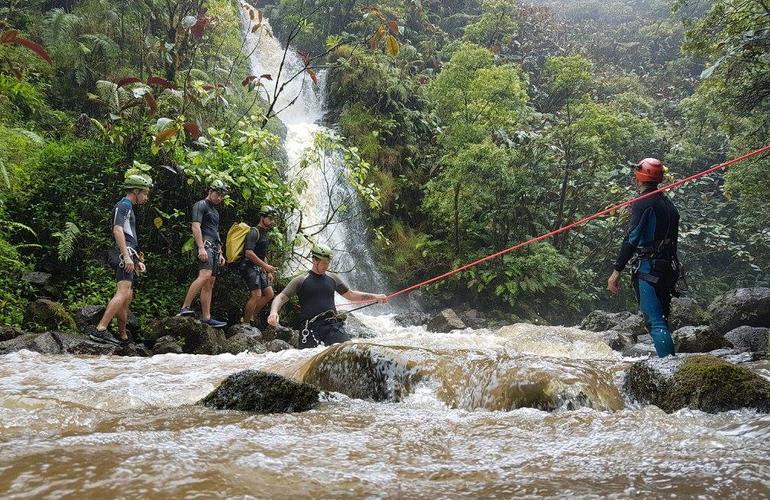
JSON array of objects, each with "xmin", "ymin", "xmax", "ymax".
[
  {"xmin": 267, "ymin": 339, "xmax": 293, "ymax": 352},
  {"xmin": 0, "ymin": 326, "xmax": 25, "ymax": 342},
  {"xmin": 637, "ymin": 334, "xmax": 653, "ymax": 345},
  {"xmin": 580, "ymin": 310, "xmax": 645, "ymax": 336},
  {"xmin": 302, "ymin": 343, "xmax": 421, "ymax": 402},
  {"xmin": 22, "ymin": 271, "xmax": 52, "ymax": 286},
  {"xmin": 151, "ymin": 335, "xmax": 183, "ymax": 355},
  {"xmin": 273, "ymin": 325, "xmax": 294, "ymax": 344},
  {"xmin": 222, "ymin": 331, "xmax": 266, "ymax": 355},
  {"xmin": 709, "ymin": 287, "xmax": 770, "ymax": 336},
  {"xmin": 706, "ymin": 348, "xmax": 766, "ymax": 364},
  {"xmin": 199, "ymin": 370, "xmax": 319, "ymax": 413},
  {"xmin": 23, "ymin": 299, "xmax": 77, "ymax": 333},
  {"xmin": 149, "ymin": 317, "xmax": 226, "ymax": 355},
  {"xmin": 426, "ymin": 308, "xmax": 466, "ymax": 333},
  {"xmin": 393, "ymin": 311, "xmax": 431, "ymax": 327},
  {"xmin": 622, "ymin": 342, "xmax": 658, "ymax": 358},
  {"xmin": 624, "ymin": 355, "xmax": 770, "ymax": 413},
  {"xmin": 73, "ymin": 305, "xmax": 141, "ymax": 340},
  {"xmin": 344, "ymin": 314, "xmax": 377, "ymax": 339},
  {"xmin": 669, "ymin": 297, "xmax": 710, "ymax": 330},
  {"xmin": 724, "ymin": 326, "xmax": 769, "ymax": 353},
  {"xmin": 0, "ymin": 331, "xmax": 125, "ymax": 356},
  {"xmin": 599, "ymin": 330, "xmax": 636, "ymax": 351},
  {"xmin": 673, "ymin": 325, "xmax": 729, "ymax": 353},
  {"xmin": 226, "ymin": 323, "xmax": 262, "ymax": 341}
]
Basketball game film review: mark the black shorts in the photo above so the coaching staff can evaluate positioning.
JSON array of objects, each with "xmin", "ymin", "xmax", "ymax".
[
  {"xmin": 198, "ymin": 243, "xmax": 222, "ymax": 276},
  {"xmin": 239, "ymin": 262, "xmax": 270, "ymax": 291},
  {"xmin": 299, "ymin": 320, "xmax": 350, "ymax": 349},
  {"xmin": 108, "ymin": 247, "xmax": 135, "ymax": 284}
]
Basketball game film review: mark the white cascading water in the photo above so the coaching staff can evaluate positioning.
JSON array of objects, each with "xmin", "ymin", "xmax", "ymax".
[{"xmin": 238, "ymin": 3, "xmax": 388, "ymax": 294}]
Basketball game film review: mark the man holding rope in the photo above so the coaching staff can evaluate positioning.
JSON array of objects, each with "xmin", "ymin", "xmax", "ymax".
[{"xmin": 267, "ymin": 244, "xmax": 388, "ymax": 349}]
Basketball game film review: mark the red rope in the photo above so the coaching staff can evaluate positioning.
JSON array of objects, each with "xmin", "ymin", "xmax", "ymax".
[{"xmin": 338, "ymin": 144, "xmax": 770, "ymax": 308}]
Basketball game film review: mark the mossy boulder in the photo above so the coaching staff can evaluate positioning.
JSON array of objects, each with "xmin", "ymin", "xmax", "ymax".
[
  {"xmin": 23, "ymin": 299, "xmax": 77, "ymax": 333},
  {"xmin": 672, "ymin": 325, "xmax": 729, "ymax": 353},
  {"xmin": 222, "ymin": 331, "xmax": 266, "ymax": 355},
  {"xmin": 624, "ymin": 355, "xmax": 770, "ymax": 413},
  {"xmin": 669, "ymin": 297, "xmax": 710, "ymax": 330},
  {"xmin": 0, "ymin": 331, "xmax": 149, "ymax": 356},
  {"xmin": 149, "ymin": 317, "xmax": 226, "ymax": 354},
  {"xmin": 724, "ymin": 326, "xmax": 769, "ymax": 353},
  {"xmin": 199, "ymin": 370, "xmax": 319, "ymax": 413},
  {"xmin": 73, "ymin": 305, "xmax": 142, "ymax": 341},
  {"xmin": 580, "ymin": 310, "xmax": 645, "ymax": 337}
]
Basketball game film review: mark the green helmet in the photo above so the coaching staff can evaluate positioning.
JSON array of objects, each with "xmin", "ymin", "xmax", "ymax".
[
  {"xmin": 260, "ymin": 205, "xmax": 277, "ymax": 217},
  {"xmin": 123, "ymin": 173, "xmax": 154, "ymax": 191},
  {"xmin": 311, "ymin": 243, "xmax": 333, "ymax": 260},
  {"xmin": 209, "ymin": 179, "xmax": 230, "ymax": 194}
]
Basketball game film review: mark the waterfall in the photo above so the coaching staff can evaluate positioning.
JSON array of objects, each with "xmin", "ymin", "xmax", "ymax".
[{"xmin": 238, "ymin": 3, "xmax": 389, "ymax": 295}]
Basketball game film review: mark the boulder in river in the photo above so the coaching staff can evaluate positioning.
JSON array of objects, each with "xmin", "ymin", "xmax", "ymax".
[
  {"xmin": 599, "ymin": 330, "xmax": 637, "ymax": 352},
  {"xmin": 393, "ymin": 311, "xmax": 432, "ymax": 327},
  {"xmin": 709, "ymin": 287, "xmax": 770, "ymax": 336},
  {"xmin": 621, "ymin": 342, "xmax": 658, "ymax": 358},
  {"xmin": 427, "ymin": 308, "xmax": 466, "ymax": 333},
  {"xmin": 344, "ymin": 314, "xmax": 377, "ymax": 339},
  {"xmin": 580, "ymin": 310, "xmax": 646, "ymax": 337},
  {"xmin": 724, "ymin": 326, "xmax": 769, "ymax": 354},
  {"xmin": 23, "ymin": 299, "xmax": 77, "ymax": 333},
  {"xmin": 266, "ymin": 339, "xmax": 293, "ymax": 352},
  {"xmin": 669, "ymin": 297, "xmax": 710, "ymax": 330},
  {"xmin": 222, "ymin": 330, "xmax": 266, "ymax": 355},
  {"xmin": 624, "ymin": 354, "xmax": 770, "ymax": 413},
  {"xmin": 672, "ymin": 325, "xmax": 729, "ymax": 353},
  {"xmin": 0, "ymin": 326, "xmax": 25, "ymax": 342},
  {"xmin": 149, "ymin": 317, "xmax": 226, "ymax": 354},
  {"xmin": 225, "ymin": 323, "xmax": 262, "ymax": 341},
  {"xmin": 301, "ymin": 343, "xmax": 422, "ymax": 402},
  {"xmin": 151, "ymin": 335, "xmax": 183, "ymax": 355},
  {"xmin": 0, "ymin": 331, "xmax": 148, "ymax": 356},
  {"xmin": 199, "ymin": 370, "xmax": 319, "ymax": 413},
  {"xmin": 73, "ymin": 305, "xmax": 141, "ymax": 339}
]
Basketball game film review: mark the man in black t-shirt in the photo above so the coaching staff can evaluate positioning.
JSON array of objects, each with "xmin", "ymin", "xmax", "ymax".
[
  {"xmin": 178, "ymin": 180, "xmax": 229, "ymax": 328},
  {"xmin": 89, "ymin": 172, "xmax": 152, "ymax": 346},
  {"xmin": 239, "ymin": 206, "xmax": 278, "ymax": 324},
  {"xmin": 267, "ymin": 244, "xmax": 388, "ymax": 349}
]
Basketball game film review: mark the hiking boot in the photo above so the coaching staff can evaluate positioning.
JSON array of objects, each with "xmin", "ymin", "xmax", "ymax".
[
  {"xmin": 88, "ymin": 327, "xmax": 121, "ymax": 346},
  {"xmin": 201, "ymin": 318, "xmax": 227, "ymax": 328},
  {"xmin": 178, "ymin": 307, "xmax": 195, "ymax": 317}
]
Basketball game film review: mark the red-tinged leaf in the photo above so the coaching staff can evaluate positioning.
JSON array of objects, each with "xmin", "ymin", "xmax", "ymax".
[
  {"xmin": 154, "ymin": 126, "xmax": 178, "ymax": 145},
  {"xmin": 9, "ymin": 35, "xmax": 52, "ymax": 65},
  {"xmin": 183, "ymin": 122, "xmax": 201, "ymax": 139},
  {"xmin": 0, "ymin": 29, "xmax": 18, "ymax": 43},
  {"xmin": 369, "ymin": 25, "xmax": 386, "ymax": 50},
  {"xmin": 387, "ymin": 19, "xmax": 399, "ymax": 35},
  {"xmin": 242, "ymin": 75, "xmax": 258, "ymax": 86},
  {"xmin": 385, "ymin": 34, "xmax": 400, "ymax": 57},
  {"xmin": 306, "ymin": 68, "xmax": 318, "ymax": 85},
  {"xmin": 147, "ymin": 76, "xmax": 175, "ymax": 89},
  {"xmin": 143, "ymin": 93, "xmax": 157, "ymax": 115},
  {"xmin": 202, "ymin": 84, "xmax": 215, "ymax": 90},
  {"xmin": 260, "ymin": 73, "xmax": 272, "ymax": 80},
  {"xmin": 117, "ymin": 77, "xmax": 142, "ymax": 87},
  {"xmin": 191, "ymin": 15, "xmax": 210, "ymax": 39},
  {"xmin": 120, "ymin": 100, "xmax": 143, "ymax": 112},
  {"xmin": 297, "ymin": 50, "xmax": 311, "ymax": 65}
]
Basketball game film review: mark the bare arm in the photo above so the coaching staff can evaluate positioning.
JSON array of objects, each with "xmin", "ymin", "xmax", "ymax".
[
  {"xmin": 342, "ymin": 290, "xmax": 388, "ymax": 303},
  {"xmin": 192, "ymin": 222, "xmax": 207, "ymax": 261},
  {"xmin": 245, "ymin": 249, "xmax": 275, "ymax": 272},
  {"xmin": 113, "ymin": 225, "xmax": 134, "ymax": 272},
  {"xmin": 267, "ymin": 293, "xmax": 290, "ymax": 326}
]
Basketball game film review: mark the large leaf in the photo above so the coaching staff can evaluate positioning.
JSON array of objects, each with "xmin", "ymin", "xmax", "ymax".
[
  {"xmin": 183, "ymin": 122, "xmax": 202, "ymax": 139},
  {"xmin": 385, "ymin": 35, "xmax": 400, "ymax": 57},
  {"xmin": 154, "ymin": 126, "xmax": 179, "ymax": 145},
  {"xmin": 4, "ymin": 33, "xmax": 53, "ymax": 65},
  {"xmin": 117, "ymin": 76, "xmax": 142, "ymax": 87},
  {"xmin": 147, "ymin": 76, "xmax": 175, "ymax": 89}
]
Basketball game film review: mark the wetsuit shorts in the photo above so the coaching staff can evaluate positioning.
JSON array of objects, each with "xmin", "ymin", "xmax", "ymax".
[
  {"xmin": 299, "ymin": 319, "xmax": 350, "ymax": 349},
  {"xmin": 239, "ymin": 262, "xmax": 271, "ymax": 291},
  {"xmin": 198, "ymin": 242, "xmax": 222, "ymax": 276},
  {"xmin": 107, "ymin": 247, "xmax": 135, "ymax": 284}
]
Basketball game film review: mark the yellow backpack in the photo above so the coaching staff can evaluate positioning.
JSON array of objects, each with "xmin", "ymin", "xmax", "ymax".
[{"xmin": 225, "ymin": 223, "xmax": 258, "ymax": 264}]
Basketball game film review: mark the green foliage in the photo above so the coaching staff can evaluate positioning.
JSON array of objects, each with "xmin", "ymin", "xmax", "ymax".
[{"xmin": 53, "ymin": 222, "xmax": 81, "ymax": 262}]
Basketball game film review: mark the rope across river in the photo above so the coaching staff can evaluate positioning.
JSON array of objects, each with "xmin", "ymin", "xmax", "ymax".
[{"xmin": 338, "ymin": 144, "xmax": 770, "ymax": 312}]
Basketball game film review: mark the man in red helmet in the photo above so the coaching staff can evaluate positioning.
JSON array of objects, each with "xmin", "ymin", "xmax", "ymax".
[{"xmin": 608, "ymin": 158, "xmax": 680, "ymax": 357}]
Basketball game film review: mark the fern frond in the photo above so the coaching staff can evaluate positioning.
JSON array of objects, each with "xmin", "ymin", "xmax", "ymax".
[{"xmin": 52, "ymin": 222, "xmax": 81, "ymax": 262}]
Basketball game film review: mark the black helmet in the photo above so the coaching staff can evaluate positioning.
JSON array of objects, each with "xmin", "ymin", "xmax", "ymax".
[{"xmin": 260, "ymin": 205, "xmax": 277, "ymax": 217}]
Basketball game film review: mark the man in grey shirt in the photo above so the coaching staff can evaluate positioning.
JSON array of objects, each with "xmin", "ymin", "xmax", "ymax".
[
  {"xmin": 178, "ymin": 180, "xmax": 229, "ymax": 328},
  {"xmin": 268, "ymin": 244, "xmax": 387, "ymax": 348}
]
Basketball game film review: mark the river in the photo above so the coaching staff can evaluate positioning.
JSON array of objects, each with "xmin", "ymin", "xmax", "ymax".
[{"xmin": 2, "ymin": 315, "xmax": 770, "ymax": 497}]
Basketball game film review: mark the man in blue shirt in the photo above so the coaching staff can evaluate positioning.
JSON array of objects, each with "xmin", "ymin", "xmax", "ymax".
[
  {"xmin": 90, "ymin": 172, "xmax": 153, "ymax": 345},
  {"xmin": 178, "ymin": 180, "xmax": 229, "ymax": 328}
]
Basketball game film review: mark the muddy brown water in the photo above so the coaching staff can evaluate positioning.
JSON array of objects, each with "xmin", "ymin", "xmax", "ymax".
[{"xmin": 2, "ymin": 316, "xmax": 769, "ymax": 498}]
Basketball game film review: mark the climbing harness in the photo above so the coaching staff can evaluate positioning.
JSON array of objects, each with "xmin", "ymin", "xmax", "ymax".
[
  {"xmin": 336, "ymin": 144, "xmax": 770, "ymax": 310},
  {"xmin": 300, "ymin": 309, "xmax": 341, "ymax": 345},
  {"xmin": 118, "ymin": 247, "xmax": 144, "ymax": 269}
]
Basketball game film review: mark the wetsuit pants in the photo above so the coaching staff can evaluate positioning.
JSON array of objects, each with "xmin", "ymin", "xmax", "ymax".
[
  {"xmin": 299, "ymin": 320, "xmax": 350, "ymax": 349},
  {"xmin": 632, "ymin": 259, "xmax": 675, "ymax": 357}
]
